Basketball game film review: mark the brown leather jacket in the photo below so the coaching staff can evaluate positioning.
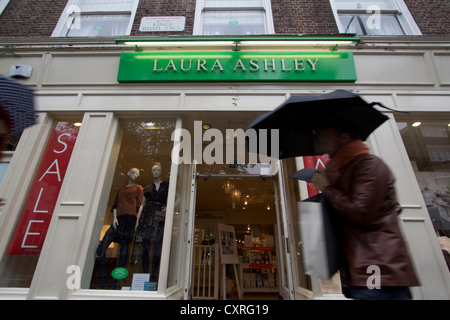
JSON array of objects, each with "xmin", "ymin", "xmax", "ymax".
[{"xmin": 323, "ymin": 154, "xmax": 420, "ymax": 287}]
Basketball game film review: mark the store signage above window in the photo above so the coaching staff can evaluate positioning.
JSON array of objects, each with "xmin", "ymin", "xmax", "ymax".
[{"xmin": 117, "ymin": 51, "xmax": 357, "ymax": 83}]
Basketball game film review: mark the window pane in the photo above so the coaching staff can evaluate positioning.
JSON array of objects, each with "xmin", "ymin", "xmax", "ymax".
[
  {"xmin": 397, "ymin": 119, "xmax": 450, "ymax": 255},
  {"xmin": 78, "ymin": 0, "xmax": 136, "ymax": 12},
  {"xmin": 67, "ymin": 14, "xmax": 130, "ymax": 37},
  {"xmin": 204, "ymin": 0, "xmax": 264, "ymax": 8},
  {"xmin": 89, "ymin": 119, "xmax": 176, "ymax": 291},
  {"xmin": 334, "ymin": 0, "xmax": 397, "ymax": 10},
  {"xmin": 203, "ymin": 10, "xmax": 265, "ymax": 35},
  {"xmin": 0, "ymin": 119, "xmax": 81, "ymax": 288},
  {"xmin": 339, "ymin": 13, "xmax": 405, "ymax": 35}
]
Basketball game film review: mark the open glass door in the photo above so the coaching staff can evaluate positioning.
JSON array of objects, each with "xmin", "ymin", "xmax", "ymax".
[
  {"xmin": 273, "ymin": 160, "xmax": 296, "ymax": 300},
  {"xmin": 183, "ymin": 161, "xmax": 197, "ymax": 300}
]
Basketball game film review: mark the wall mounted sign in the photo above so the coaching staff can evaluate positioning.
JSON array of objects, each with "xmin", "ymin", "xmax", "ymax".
[
  {"xmin": 139, "ymin": 16, "xmax": 186, "ymax": 32},
  {"xmin": 7, "ymin": 127, "xmax": 79, "ymax": 255},
  {"xmin": 117, "ymin": 51, "xmax": 357, "ymax": 82}
]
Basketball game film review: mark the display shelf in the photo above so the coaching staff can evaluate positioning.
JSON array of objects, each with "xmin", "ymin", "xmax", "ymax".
[{"xmin": 239, "ymin": 245, "xmax": 278, "ymax": 293}]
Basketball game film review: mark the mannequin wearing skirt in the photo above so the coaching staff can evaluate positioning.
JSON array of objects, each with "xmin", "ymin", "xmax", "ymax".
[
  {"xmin": 96, "ymin": 168, "xmax": 143, "ymax": 288},
  {"xmin": 136, "ymin": 164, "xmax": 169, "ymax": 282}
]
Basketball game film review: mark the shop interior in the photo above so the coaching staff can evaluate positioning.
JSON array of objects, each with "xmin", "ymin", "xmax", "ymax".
[{"xmin": 192, "ymin": 169, "xmax": 280, "ymax": 300}]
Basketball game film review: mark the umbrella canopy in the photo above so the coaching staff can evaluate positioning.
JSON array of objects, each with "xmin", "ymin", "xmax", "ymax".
[
  {"xmin": 0, "ymin": 75, "xmax": 36, "ymax": 134},
  {"xmin": 245, "ymin": 90, "xmax": 389, "ymax": 159}
]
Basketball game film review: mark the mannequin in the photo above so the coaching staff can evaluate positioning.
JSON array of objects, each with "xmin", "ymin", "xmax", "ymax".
[
  {"xmin": 96, "ymin": 168, "xmax": 143, "ymax": 288},
  {"xmin": 136, "ymin": 164, "xmax": 169, "ymax": 282}
]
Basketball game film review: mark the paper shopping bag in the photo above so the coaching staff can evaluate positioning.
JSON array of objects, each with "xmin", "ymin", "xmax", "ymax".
[{"xmin": 297, "ymin": 193, "xmax": 343, "ymax": 280}]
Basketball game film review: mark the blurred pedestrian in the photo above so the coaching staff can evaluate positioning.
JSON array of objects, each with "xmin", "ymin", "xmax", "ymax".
[{"xmin": 311, "ymin": 119, "xmax": 420, "ymax": 300}]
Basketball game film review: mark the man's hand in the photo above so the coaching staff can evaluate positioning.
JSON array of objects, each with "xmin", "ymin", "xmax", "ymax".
[{"xmin": 311, "ymin": 172, "xmax": 331, "ymax": 191}]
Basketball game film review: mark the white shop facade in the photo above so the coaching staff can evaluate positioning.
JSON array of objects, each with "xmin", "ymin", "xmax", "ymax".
[{"xmin": 0, "ymin": 36, "xmax": 449, "ymax": 300}]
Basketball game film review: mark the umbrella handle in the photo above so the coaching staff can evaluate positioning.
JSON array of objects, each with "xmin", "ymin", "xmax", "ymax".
[{"xmin": 369, "ymin": 102, "xmax": 410, "ymax": 114}]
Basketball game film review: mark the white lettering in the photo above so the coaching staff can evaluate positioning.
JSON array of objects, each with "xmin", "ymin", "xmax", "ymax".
[
  {"xmin": 281, "ymin": 59, "xmax": 291, "ymax": 71},
  {"xmin": 153, "ymin": 59, "xmax": 163, "ymax": 72},
  {"xmin": 21, "ymin": 220, "xmax": 44, "ymax": 248},
  {"xmin": 295, "ymin": 59, "xmax": 305, "ymax": 71},
  {"xmin": 33, "ymin": 188, "xmax": 49, "ymax": 214},
  {"xmin": 54, "ymin": 133, "xmax": 71, "ymax": 154},
  {"xmin": 39, "ymin": 159, "xmax": 62, "ymax": 182},
  {"xmin": 307, "ymin": 58, "xmax": 319, "ymax": 71},
  {"xmin": 180, "ymin": 59, "xmax": 192, "ymax": 71},
  {"xmin": 211, "ymin": 59, "xmax": 224, "ymax": 71},
  {"xmin": 197, "ymin": 59, "xmax": 207, "ymax": 71},
  {"xmin": 164, "ymin": 59, "xmax": 177, "ymax": 72},
  {"xmin": 233, "ymin": 59, "xmax": 246, "ymax": 71},
  {"xmin": 249, "ymin": 59, "xmax": 259, "ymax": 71},
  {"xmin": 264, "ymin": 59, "xmax": 276, "ymax": 71}
]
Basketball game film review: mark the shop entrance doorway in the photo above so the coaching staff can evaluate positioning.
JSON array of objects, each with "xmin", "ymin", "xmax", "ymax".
[{"xmin": 188, "ymin": 169, "xmax": 281, "ymax": 300}]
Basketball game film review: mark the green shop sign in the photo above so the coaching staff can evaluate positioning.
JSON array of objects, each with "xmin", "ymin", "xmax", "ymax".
[{"xmin": 117, "ymin": 51, "xmax": 357, "ymax": 83}]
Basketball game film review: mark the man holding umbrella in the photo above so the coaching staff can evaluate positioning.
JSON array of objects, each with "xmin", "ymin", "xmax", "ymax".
[
  {"xmin": 247, "ymin": 90, "xmax": 419, "ymax": 299},
  {"xmin": 310, "ymin": 118, "xmax": 419, "ymax": 300}
]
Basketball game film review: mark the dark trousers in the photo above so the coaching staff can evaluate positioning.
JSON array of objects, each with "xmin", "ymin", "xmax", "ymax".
[
  {"xmin": 142, "ymin": 237, "xmax": 163, "ymax": 282},
  {"xmin": 350, "ymin": 286, "xmax": 412, "ymax": 300},
  {"xmin": 96, "ymin": 229, "xmax": 130, "ymax": 288}
]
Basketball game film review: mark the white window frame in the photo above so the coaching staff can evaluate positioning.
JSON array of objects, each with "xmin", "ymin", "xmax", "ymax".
[
  {"xmin": 0, "ymin": 0, "xmax": 11, "ymax": 15},
  {"xmin": 329, "ymin": 0, "xmax": 422, "ymax": 35},
  {"xmin": 193, "ymin": 0, "xmax": 275, "ymax": 35},
  {"xmin": 51, "ymin": 0, "xmax": 139, "ymax": 37}
]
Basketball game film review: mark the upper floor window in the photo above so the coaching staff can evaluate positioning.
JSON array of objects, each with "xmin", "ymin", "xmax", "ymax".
[
  {"xmin": 330, "ymin": 0, "xmax": 421, "ymax": 35},
  {"xmin": 194, "ymin": 0, "xmax": 274, "ymax": 35},
  {"xmin": 52, "ymin": 0, "xmax": 139, "ymax": 37},
  {"xmin": 0, "ymin": 0, "xmax": 10, "ymax": 16}
]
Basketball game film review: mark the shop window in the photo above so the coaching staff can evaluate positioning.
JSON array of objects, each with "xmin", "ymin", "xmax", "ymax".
[
  {"xmin": 330, "ymin": 0, "xmax": 422, "ymax": 35},
  {"xmin": 88, "ymin": 119, "xmax": 177, "ymax": 291},
  {"xmin": 397, "ymin": 119, "xmax": 450, "ymax": 266},
  {"xmin": 194, "ymin": 0, "xmax": 275, "ymax": 35},
  {"xmin": 0, "ymin": 119, "xmax": 82, "ymax": 288},
  {"xmin": 52, "ymin": 0, "xmax": 139, "ymax": 37}
]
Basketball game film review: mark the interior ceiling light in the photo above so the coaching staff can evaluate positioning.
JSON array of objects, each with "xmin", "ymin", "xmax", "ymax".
[{"xmin": 412, "ymin": 122, "xmax": 422, "ymax": 127}]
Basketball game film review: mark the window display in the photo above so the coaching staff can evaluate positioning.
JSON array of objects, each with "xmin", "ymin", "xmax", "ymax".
[
  {"xmin": 397, "ymin": 118, "xmax": 450, "ymax": 270},
  {"xmin": 136, "ymin": 164, "xmax": 169, "ymax": 281},
  {"xmin": 89, "ymin": 119, "xmax": 176, "ymax": 291},
  {"xmin": 96, "ymin": 168, "xmax": 143, "ymax": 289}
]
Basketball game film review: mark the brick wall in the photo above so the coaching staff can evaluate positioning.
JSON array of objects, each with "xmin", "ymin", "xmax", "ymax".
[
  {"xmin": 271, "ymin": 0, "xmax": 338, "ymax": 34},
  {"xmin": 404, "ymin": 0, "xmax": 450, "ymax": 35},
  {"xmin": 0, "ymin": 0, "xmax": 67, "ymax": 37},
  {"xmin": 0, "ymin": 0, "xmax": 448, "ymax": 38}
]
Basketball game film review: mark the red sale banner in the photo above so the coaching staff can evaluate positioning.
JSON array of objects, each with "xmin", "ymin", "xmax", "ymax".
[
  {"xmin": 7, "ymin": 128, "xmax": 79, "ymax": 255},
  {"xmin": 303, "ymin": 155, "xmax": 329, "ymax": 197}
]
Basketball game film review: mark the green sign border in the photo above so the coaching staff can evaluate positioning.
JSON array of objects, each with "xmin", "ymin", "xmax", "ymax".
[{"xmin": 117, "ymin": 51, "xmax": 357, "ymax": 83}]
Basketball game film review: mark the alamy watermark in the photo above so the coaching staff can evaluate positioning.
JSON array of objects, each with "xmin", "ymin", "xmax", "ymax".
[
  {"xmin": 366, "ymin": 265, "xmax": 381, "ymax": 289},
  {"xmin": 366, "ymin": 5, "xmax": 382, "ymax": 30},
  {"xmin": 171, "ymin": 121, "xmax": 280, "ymax": 174}
]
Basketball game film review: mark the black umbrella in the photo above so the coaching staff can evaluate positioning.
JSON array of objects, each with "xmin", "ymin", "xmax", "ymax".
[
  {"xmin": 0, "ymin": 74, "xmax": 36, "ymax": 134},
  {"xmin": 246, "ymin": 90, "xmax": 390, "ymax": 159}
]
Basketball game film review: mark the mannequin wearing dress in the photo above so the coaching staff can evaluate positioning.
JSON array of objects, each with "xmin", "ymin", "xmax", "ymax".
[{"xmin": 136, "ymin": 164, "xmax": 169, "ymax": 282}]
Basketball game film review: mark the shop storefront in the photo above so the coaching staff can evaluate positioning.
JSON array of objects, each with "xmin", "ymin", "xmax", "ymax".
[{"xmin": 0, "ymin": 36, "xmax": 449, "ymax": 300}]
